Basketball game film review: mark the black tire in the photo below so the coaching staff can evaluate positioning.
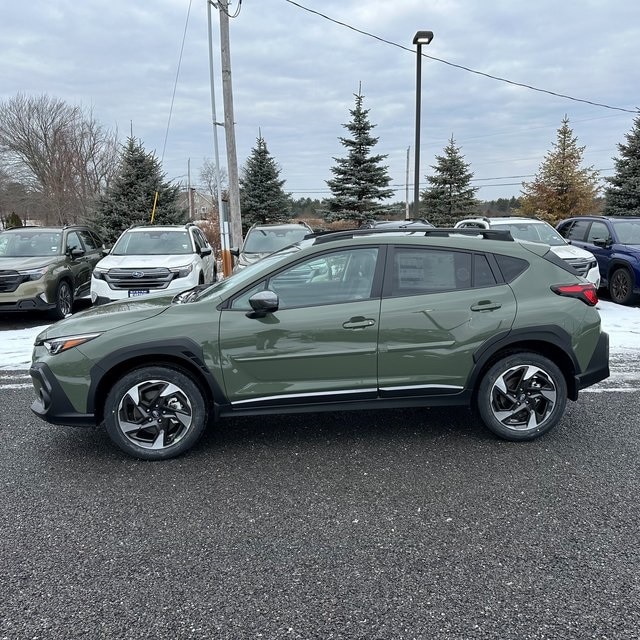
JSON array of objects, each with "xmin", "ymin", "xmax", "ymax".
[
  {"xmin": 104, "ymin": 366, "xmax": 208, "ymax": 460},
  {"xmin": 50, "ymin": 280, "xmax": 73, "ymax": 320},
  {"xmin": 608, "ymin": 267, "xmax": 636, "ymax": 305},
  {"xmin": 476, "ymin": 352, "xmax": 567, "ymax": 441}
]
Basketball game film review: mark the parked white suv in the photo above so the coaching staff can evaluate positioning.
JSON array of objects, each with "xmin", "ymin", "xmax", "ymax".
[
  {"xmin": 91, "ymin": 224, "xmax": 216, "ymax": 304},
  {"xmin": 454, "ymin": 217, "xmax": 600, "ymax": 287}
]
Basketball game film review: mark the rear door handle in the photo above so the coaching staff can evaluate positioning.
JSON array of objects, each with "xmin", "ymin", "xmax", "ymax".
[{"xmin": 470, "ymin": 301, "xmax": 502, "ymax": 312}]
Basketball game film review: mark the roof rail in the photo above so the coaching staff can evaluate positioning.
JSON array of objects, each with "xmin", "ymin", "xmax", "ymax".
[{"xmin": 310, "ymin": 227, "xmax": 514, "ymax": 244}]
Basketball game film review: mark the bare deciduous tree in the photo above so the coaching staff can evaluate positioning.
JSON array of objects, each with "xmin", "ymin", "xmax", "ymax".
[
  {"xmin": 0, "ymin": 93, "xmax": 119, "ymax": 225},
  {"xmin": 199, "ymin": 157, "xmax": 228, "ymax": 205}
]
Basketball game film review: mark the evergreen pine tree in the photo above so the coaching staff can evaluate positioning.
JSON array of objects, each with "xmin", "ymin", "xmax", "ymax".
[
  {"xmin": 520, "ymin": 116, "xmax": 600, "ymax": 224},
  {"xmin": 421, "ymin": 136, "xmax": 479, "ymax": 226},
  {"xmin": 324, "ymin": 90, "xmax": 394, "ymax": 224},
  {"xmin": 5, "ymin": 212, "xmax": 23, "ymax": 228},
  {"xmin": 604, "ymin": 114, "xmax": 640, "ymax": 216},
  {"xmin": 93, "ymin": 137, "xmax": 186, "ymax": 244},
  {"xmin": 239, "ymin": 134, "xmax": 291, "ymax": 230}
]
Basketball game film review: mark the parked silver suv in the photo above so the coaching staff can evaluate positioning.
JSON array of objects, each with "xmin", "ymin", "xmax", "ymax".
[
  {"xmin": 232, "ymin": 222, "xmax": 313, "ymax": 272},
  {"xmin": 454, "ymin": 217, "xmax": 600, "ymax": 287}
]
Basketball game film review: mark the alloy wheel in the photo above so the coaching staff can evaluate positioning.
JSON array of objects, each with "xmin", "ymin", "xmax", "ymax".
[
  {"xmin": 489, "ymin": 364, "xmax": 557, "ymax": 432},
  {"xmin": 116, "ymin": 379, "xmax": 194, "ymax": 450}
]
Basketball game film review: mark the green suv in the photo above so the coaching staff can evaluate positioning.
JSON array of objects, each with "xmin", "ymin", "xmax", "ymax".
[
  {"xmin": 30, "ymin": 228, "xmax": 609, "ymax": 460},
  {"xmin": 0, "ymin": 225, "xmax": 106, "ymax": 319}
]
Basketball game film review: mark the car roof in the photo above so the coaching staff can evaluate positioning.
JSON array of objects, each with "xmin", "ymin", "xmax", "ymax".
[{"xmin": 248, "ymin": 222, "xmax": 312, "ymax": 230}]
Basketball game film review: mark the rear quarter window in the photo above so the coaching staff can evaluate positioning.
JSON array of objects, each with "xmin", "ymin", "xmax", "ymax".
[{"xmin": 493, "ymin": 254, "xmax": 529, "ymax": 282}]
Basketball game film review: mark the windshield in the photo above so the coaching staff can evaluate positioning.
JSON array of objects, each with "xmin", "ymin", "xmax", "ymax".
[
  {"xmin": 0, "ymin": 231, "xmax": 62, "ymax": 257},
  {"xmin": 612, "ymin": 219, "xmax": 640, "ymax": 245},
  {"xmin": 496, "ymin": 222, "xmax": 566, "ymax": 246},
  {"xmin": 243, "ymin": 227, "xmax": 309, "ymax": 254},
  {"xmin": 112, "ymin": 230, "xmax": 192, "ymax": 255}
]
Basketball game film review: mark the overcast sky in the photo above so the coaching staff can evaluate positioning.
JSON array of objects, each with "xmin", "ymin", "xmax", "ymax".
[{"xmin": 2, "ymin": 0, "xmax": 639, "ymax": 204}]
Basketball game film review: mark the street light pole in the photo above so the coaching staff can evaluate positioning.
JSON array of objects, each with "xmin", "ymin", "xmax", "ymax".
[{"xmin": 413, "ymin": 30, "xmax": 434, "ymax": 219}]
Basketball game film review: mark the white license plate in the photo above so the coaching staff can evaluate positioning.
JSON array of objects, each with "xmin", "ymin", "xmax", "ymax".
[{"xmin": 128, "ymin": 290, "xmax": 149, "ymax": 297}]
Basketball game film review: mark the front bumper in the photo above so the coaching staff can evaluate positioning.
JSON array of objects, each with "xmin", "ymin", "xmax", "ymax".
[{"xmin": 30, "ymin": 361, "xmax": 97, "ymax": 427}]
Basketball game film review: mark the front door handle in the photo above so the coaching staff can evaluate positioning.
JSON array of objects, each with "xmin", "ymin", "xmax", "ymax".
[
  {"xmin": 470, "ymin": 301, "xmax": 502, "ymax": 312},
  {"xmin": 343, "ymin": 316, "xmax": 376, "ymax": 329}
]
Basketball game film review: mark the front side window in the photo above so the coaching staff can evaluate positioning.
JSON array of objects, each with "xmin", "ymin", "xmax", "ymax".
[
  {"xmin": 230, "ymin": 247, "xmax": 379, "ymax": 310},
  {"xmin": 587, "ymin": 221, "xmax": 611, "ymax": 244}
]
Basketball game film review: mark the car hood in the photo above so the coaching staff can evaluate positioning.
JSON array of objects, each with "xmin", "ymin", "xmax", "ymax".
[
  {"xmin": 0, "ymin": 256, "xmax": 60, "ymax": 270},
  {"xmin": 97, "ymin": 254, "xmax": 194, "ymax": 269},
  {"xmin": 36, "ymin": 294, "xmax": 174, "ymax": 341},
  {"xmin": 550, "ymin": 244, "xmax": 595, "ymax": 260}
]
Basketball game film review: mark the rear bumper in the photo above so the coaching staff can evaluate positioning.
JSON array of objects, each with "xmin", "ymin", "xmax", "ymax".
[
  {"xmin": 30, "ymin": 361, "xmax": 96, "ymax": 427},
  {"xmin": 574, "ymin": 331, "xmax": 609, "ymax": 394}
]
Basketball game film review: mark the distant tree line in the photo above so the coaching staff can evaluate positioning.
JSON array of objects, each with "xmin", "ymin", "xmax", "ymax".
[{"xmin": 2, "ymin": 91, "xmax": 640, "ymax": 243}]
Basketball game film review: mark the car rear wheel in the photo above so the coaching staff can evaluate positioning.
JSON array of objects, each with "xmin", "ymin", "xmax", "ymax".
[
  {"xmin": 477, "ymin": 353, "xmax": 567, "ymax": 441},
  {"xmin": 104, "ymin": 366, "xmax": 208, "ymax": 460},
  {"xmin": 609, "ymin": 267, "xmax": 635, "ymax": 305},
  {"xmin": 50, "ymin": 280, "xmax": 73, "ymax": 320}
]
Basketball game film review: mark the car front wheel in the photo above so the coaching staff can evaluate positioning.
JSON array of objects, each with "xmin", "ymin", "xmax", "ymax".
[
  {"xmin": 50, "ymin": 280, "xmax": 73, "ymax": 320},
  {"xmin": 609, "ymin": 267, "xmax": 635, "ymax": 305},
  {"xmin": 104, "ymin": 366, "xmax": 208, "ymax": 460},
  {"xmin": 477, "ymin": 353, "xmax": 567, "ymax": 441}
]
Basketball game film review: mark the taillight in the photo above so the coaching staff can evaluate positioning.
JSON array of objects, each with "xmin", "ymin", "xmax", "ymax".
[{"xmin": 551, "ymin": 283, "xmax": 598, "ymax": 306}]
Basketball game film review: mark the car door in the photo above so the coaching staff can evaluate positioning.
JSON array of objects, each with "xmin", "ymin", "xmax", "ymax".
[
  {"xmin": 65, "ymin": 230, "xmax": 93, "ymax": 298},
  {"xmin": 218, "ymin": 246, "xmax": 382, "ymax": 408},
  {"xmin": 377, "ymin": 246, "xmax": 517, "ymax": 395},
  {"xmin": 192, "ymin": 228, "xmax": 215, "ymax": 282}
]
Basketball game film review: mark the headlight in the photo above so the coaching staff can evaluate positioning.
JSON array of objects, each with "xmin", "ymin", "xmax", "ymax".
[
  {"xmin": 18, "ymin": 267, "xmax": 48, "ymax": 281},
  {"xmin": 36, "ymin": 332, "xmax": 102, "ymax": 355},
  {"xmin": 170, "ymin": 265, "xmax": 193, "ymax": 279},
  {"xmin": 92, "ymin": 267, "xmax": 108, "ymax": 280}
]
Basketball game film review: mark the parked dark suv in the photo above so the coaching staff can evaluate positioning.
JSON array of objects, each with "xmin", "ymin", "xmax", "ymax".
[
  {"xmin": 556, "ymin": 216, "xmax": 640, "ymax": 305},
  {"xmin": 0, "ymin": 225, "xmax": 106, "ymax": 319},
  {"xmin": 30, "ymin": 227, "xmax": 609, "ymax": 460}
]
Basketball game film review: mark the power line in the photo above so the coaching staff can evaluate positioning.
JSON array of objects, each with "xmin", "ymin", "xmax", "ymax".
[{"xmin": 283, "ymin": 0, "xmax": 638, "ymax": 115}]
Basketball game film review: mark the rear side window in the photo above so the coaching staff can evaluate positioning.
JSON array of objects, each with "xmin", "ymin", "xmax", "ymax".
[
  {"xmin": 389, "ymin": 247, "xmax": 474, "ymax": 296},
  {"xmin": 563, "ymin": 219, "xmax": 590, "ymax": 242},
  {"xmin": 494, "ymin": 254, "xmax": 529, "ymax": 282}
]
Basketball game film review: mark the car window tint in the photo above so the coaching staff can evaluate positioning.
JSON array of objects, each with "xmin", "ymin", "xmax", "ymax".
[
  {"xmin": 78, "ymin": 230, "xmax": 98, "ymax": 251},
  {"xmin": 390, "ymin": 247, "xmax": 472, "ymax": 296},
  {"xmin": 473, "ymin": 253, "xmax": 498, "ymax": 287},
  {"xmin": 494, "ymin": 254, "xmax": 529, "ymax": 282},
  {"xmin": 566, "ymin": 219, "xmax": 589, "ymax": 241},
  {"xmin": 587, "ymin": 221, "xmax": 611, "ymax": 243},
  {"xmin": 66, "ymin": 231, "xmax": 82, "ymax": 252}
]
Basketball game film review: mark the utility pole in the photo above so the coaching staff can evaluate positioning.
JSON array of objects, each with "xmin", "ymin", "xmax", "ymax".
[
  {"xmin": 207, "ymin": 0, "xmax": 232, "ymax": 276},
  {"xmin": 217, "ymin": 0, "xmax": 243, "ymax": 251}
]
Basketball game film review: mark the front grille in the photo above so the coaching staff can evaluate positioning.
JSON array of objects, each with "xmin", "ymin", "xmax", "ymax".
[
  {"xmin": 104, "ymin": 268, "xmax": 174, "ymax": 290},
  {"xmin": 0, "ymin": 270, "xmax": 24, "ymax": 293},
  {"xmin": 564, "ymin": 258, "xmax": 595, "ymax": 278}
]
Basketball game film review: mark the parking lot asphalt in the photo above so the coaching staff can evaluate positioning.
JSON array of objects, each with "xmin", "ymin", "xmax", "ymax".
[{"xmin": 1, "ymin": 386, "xmax": 639, "ymax": 640}]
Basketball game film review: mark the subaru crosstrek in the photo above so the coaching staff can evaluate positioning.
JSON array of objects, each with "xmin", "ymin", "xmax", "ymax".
[
  {"xmin": 556, "ymin": 215, "xmax": 640, "ymax": 305},
  {"xmin": 30, "ymin": 227, "xmax": 609, "ymax": 460},
  {"xmin": 0, "ymin": 225, "xmax": 106, "ymax": 319},
  {"xmin": 91, "ymin": 223, "xmax": 216, "ymax": 304}
]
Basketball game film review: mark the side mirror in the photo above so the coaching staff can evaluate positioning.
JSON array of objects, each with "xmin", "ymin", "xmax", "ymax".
[
  {"xmin": 69, "ymin": 247, "xmax": 85, "ymax": 259},
  {"xmin": 230, "ymin": 247, "xmax": 240, "ymax": 257},
  {"xmin": 592, "ymin": 237, "xmax": 611, "ymax": 248},
  {"xmin": 246, "ymin": 290, "xmax": 279, "ymax": 318},
  {"xmin": 199, "ymin": 247, "xmax": 212, "ymax": 257}
]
